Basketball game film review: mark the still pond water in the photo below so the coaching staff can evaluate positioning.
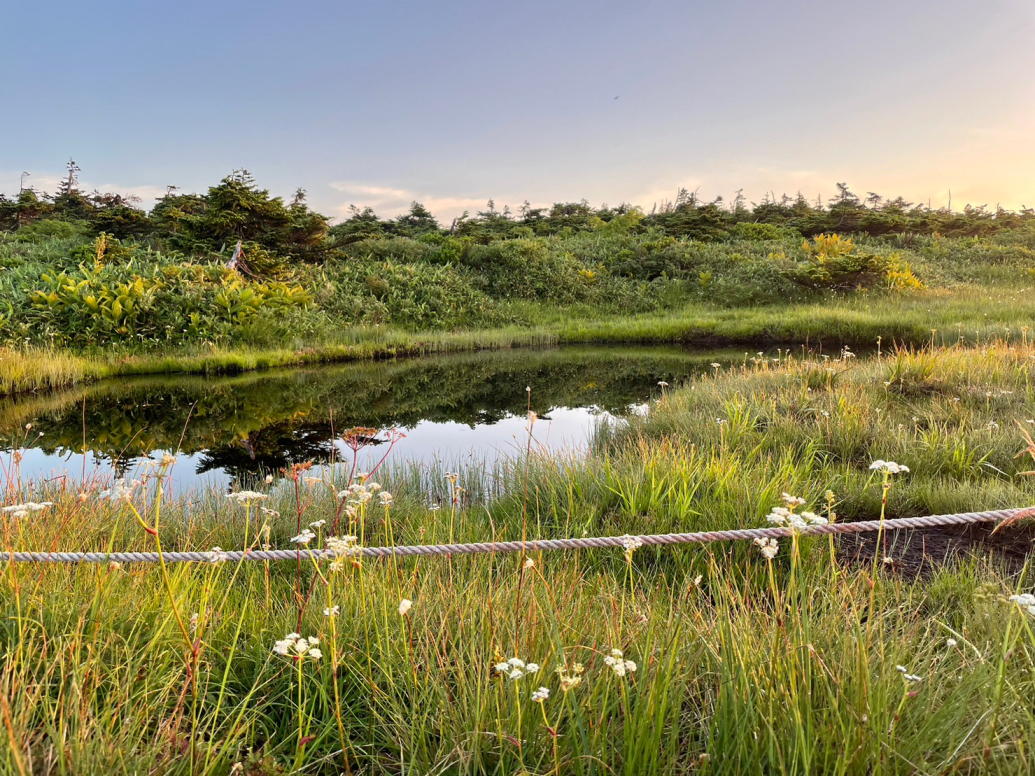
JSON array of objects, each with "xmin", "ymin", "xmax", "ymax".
[{"xmin": 1, "ymin": 346, "xmax": 740, "ymax": 493}]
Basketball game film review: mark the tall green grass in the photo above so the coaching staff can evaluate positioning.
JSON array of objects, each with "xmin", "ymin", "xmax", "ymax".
[{"xmin": 2, "ymin": 343, "xmax": 1035, "ymax": 774}]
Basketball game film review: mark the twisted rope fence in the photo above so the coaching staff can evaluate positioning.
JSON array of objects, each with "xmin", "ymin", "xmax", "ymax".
[{"xmin": 3, "ymin": 507, "xmax": 1031, "ymax": 564}]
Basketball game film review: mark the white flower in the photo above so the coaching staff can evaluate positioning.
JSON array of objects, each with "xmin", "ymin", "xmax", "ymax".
[
  {"xmin": 657, "ymin": 380, "xmax": 669, "ymax": 388},
  {"xmin": 781, "ymin": 493, "xmax": 806, "ymax": 507},
  {"xmin": 290, "ymin": 529, "xmax": 316, "ymax": 545},
  {"xmin": 523, "ymin": 557, "xmax": 535, "ymax": 570},
  {"xmin": 869, "ymin": 460, "xmax": 910, "ymax": 474},
  {"xmin": 1, "ymin": 501, "xmax": 54, "ymax": 518},
  {"xmin": 495, "ymin": 657, "xmax": 540, "ymax": 680},
  {"xmin": 895, "ymin": 665, "xmax": 922, "ymax": 682},
  {"xmin": 799, "ymin": 511, "xmax": 828, "ymax": 526},
  {"xmin": 323, "ymin": 605, "xmax": 340, "ymax": 617},
  {"xmin": 398, "ymin": 598, "xmax": 412, "ymax": 616},
  {"xmin": 260, "ymin": 507, "xmax": 280, "ymax": 518},
  {"xmin": 620, "ymin": 535, "xmax": 643, "ymax": 560},
  {"xmin": 1007, "ymin": 593, "xmax": 1035, "ymax": 616},
  {"xmin": 264, "ymin": 474, "xmax": 274, "ymax": 484},
  {"xmin": 765, "ymin": 506, "xmax": 810, "ymax": 531},
  {"xmin": 531, "ymin": 686, "xmax": 550, "ymax": 702},
  {"xmin": 100, "ymin": 479, "xmax": 139, "ymax": 501},
  {"xmin": 753, "ymin": 537, "xmax": 779, "ymax": 559},
  {"xmin": 945, "ymin": 638, "xmax": 958, "ymax": 648},
  {"xmin": 273, "ymin": 632, "xmax": 321, "ymax": 660},
  {"xmin": 710, "ymin": 362, "xmax": 721, "ymax": 369},
  {"xmin": 308, "ymin": 519, "xmax": 326, "ymax": 530},
  {"xmin": 603, "ymin": 648, "xmax": 637, "ymax": 678},
  {"xmin": 378, "ymin": 492, "xmax": 394, "ymax": 507},
  {"xmin": 226, "ymin": 490, "xmax": 269, "ymax": 504},
  {"xmin": 326, "ymin": 535, "xmax": 360, "ymax": 556}
]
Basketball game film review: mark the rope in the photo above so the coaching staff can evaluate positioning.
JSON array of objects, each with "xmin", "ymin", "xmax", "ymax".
[{"xmin": 3, "ymin": 507, "xmax": 1030, "ymax": 565}]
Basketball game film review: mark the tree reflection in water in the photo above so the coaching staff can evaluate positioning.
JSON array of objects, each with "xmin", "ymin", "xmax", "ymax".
[{"xmin": 0, "ymin": 346, "xmax": 734, "ymax": 487}]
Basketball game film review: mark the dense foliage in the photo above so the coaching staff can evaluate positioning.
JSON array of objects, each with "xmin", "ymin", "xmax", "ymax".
[{"xmin": 2, "ymin": 168, "xmax": 1034, "ymax": 350}]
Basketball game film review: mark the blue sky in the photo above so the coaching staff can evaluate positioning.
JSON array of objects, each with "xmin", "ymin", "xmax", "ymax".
[{"xmin": 2, "ymin": 0, "xmax": 1034, "ymax": 220}]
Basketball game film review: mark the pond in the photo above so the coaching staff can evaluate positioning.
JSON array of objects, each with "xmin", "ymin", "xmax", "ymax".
[{"xmin": 0, "ymin": 345, "xmax": 743, "ymax": 493}]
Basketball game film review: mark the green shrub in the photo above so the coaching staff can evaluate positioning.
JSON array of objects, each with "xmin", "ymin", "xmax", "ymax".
[
  {"xmin": 460, "ymin": 239, "xmax": 598, "ymax": 302},
  {"xmin": 322, "ymin": 259, "xmax": 502, "ymax": 329},
  {"xmin": 730, "ymin": 221, "xmax": 800, "ymax": 241},
  {"xmin": 24, "ymin": 262, "xmax": 312, "ymax": 347},
  {"xmin": 11, "ymin": 218, "xmax": 92, "ymax": 242}
]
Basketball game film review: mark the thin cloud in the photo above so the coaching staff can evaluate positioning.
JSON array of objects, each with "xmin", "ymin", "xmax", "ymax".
[{"xmin": 328, "ymin": 180, "xmax": 518, "ymax": 222}]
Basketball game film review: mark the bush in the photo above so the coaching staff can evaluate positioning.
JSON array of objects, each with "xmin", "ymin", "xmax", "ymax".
[
  {"xmin": 11, "ymin": 218, "xmax": 92, "ymax": 242},
  {"xmin": 730, "ymin": 222, "xmax": 800, "ymax": 241},
  {"xmin": 322, "ymin": 259, "xmax": 502, "ymax": 329},
  {"xmin": 460, "ymin": 239, "xmax": 599, "ymax": 302},
  {"xmin": 24, "ymin": 262, "xmax": 312, "ymax": 347}
]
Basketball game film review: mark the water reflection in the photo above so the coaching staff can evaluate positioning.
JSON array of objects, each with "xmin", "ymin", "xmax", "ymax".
[{"xmin": 1, "ymin": 346, "xmax": 735, "ymax": 491}]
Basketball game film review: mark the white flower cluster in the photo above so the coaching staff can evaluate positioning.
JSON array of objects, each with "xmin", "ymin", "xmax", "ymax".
[
  {"xmin": 530, "ymin": 686, "xmax": 550, "ymax": 702},
  {"xmin": 1, "ymin": 501, "xmax": 54, "ymax": 519},
  {"xmin": 336, "ymin": 478, "xmax": 391, "ymax": 509},
  {"xmin": 869, "ymin": 460, "xmax": 910, "ymax": 474},
  {"xmin": 765, "ymin": 506, "xmax": 828, "ymax": 530},
  {"xmin": 494, "ymin": 657, "xmax": 540, "ymax": 680},
  {"xmin": 326, "ymin": 535, "xmax": 360, "ymax": 555},
  {"xmin": 290, "ymin": 529, "xmax": 316, "ymax": 545},
  {"xmin": 226, "ymin": 490, "xmax": 269, "ymax": 505},
  {"xmin": 1007, "ymin": 593, "xmax": 1035, "ymax": 617},
  {"xmin": 273, "ymin": 633, "xmax": 322, "ymax": 660},
  {"xmin": 620, "ymin": 535, "xmax": 643, "ymax": 560},
  {"xmin": 398, "ymin": 598, "xmax": 413, "ymax": 616},
  {"xmin": 895, "ymin": 664, "xmax": 922, "ymax": 682},
  {"xmin": 753, "ymin": 537, "xmax": 779, "ymax": 559},
  {"xmin": 326, "ymin": 535, "xmax": 361, "ymax": 570},
  {"xmin": 101, "ymin": 478, "xmax": 140, "ymax": 501},
  {"xmin": 603, "ymin": 648, "xmax": 637, "ymax": 678}
]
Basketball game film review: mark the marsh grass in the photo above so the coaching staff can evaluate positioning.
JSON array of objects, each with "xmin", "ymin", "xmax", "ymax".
[
  {"xmin": 0, "ymin": 348, "xmax": 101, "ymax": 395},
  {"xmin": 2, "ymin": 343, "xmax": 1035, "ymax": 774}
]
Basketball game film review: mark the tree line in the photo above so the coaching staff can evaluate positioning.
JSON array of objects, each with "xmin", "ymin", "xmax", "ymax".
[{"xmin": 4, "ymin": 164, "xmax": 1034, "ymax": 264}]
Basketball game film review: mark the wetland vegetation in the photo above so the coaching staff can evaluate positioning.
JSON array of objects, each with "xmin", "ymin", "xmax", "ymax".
[
  {"xmin": 3, "ymin": 170, "xmax": 1035, "ymax": 394},
  {"xmin": 2, "ymin": 171, "xmax": 1035, "ymax": 774}
]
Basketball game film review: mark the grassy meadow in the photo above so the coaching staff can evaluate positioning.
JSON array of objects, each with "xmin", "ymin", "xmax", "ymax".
[{"xmin": 2, "ymin": 343, "xmax": 1035, "ymax": 774}]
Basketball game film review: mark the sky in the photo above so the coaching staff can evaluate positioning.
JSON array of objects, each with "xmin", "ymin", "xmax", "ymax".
[{"xmin": 2, "ymin": 0, "xmax": 1034, "ymax": 222}]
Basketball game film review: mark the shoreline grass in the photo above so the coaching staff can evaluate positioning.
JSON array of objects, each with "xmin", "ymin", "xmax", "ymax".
[{"xmin": 3, "ymin": 279, "xmax": 1035, "ymax": 398}]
